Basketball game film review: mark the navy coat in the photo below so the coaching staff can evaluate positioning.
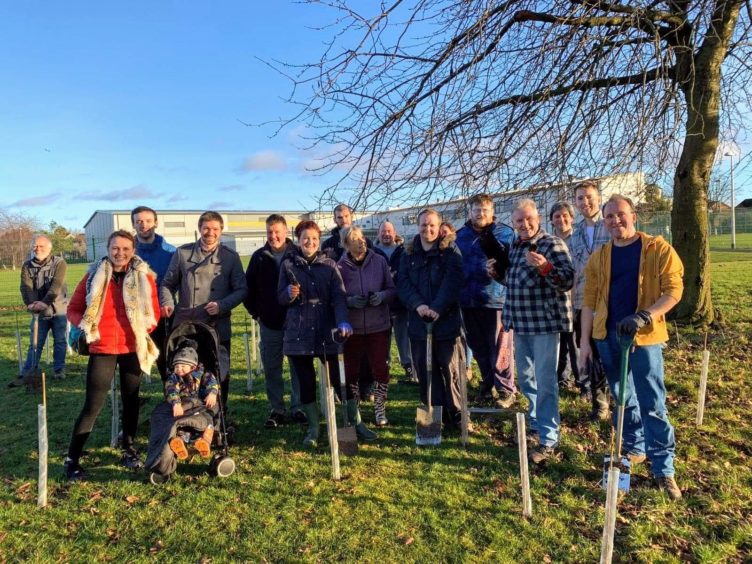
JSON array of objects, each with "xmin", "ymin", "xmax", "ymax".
[
  {"xmin": 397, "ymin": 234, "xmax": 464, "ymax": 341},
  {"xmin": 278, "ymin": 249, "xmax": 349, "ymax": 356}
]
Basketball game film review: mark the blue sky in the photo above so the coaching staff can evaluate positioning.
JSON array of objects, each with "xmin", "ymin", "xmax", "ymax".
[
  {"xmin": 0, "ymin": 2, "xmax": 344, "ymax": 229},
  {"xmin": 1, "ymin": 2, "xmax": 750, "ymax": 232}
]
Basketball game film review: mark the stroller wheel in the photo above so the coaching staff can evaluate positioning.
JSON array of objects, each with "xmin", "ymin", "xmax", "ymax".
[
  {"xmin": 210, "ymin": 456, "xmax": 236, "ymax": 478},
  {"xmin": 149, "ymin": 472, "xmax": 170, "ymax": 485}
]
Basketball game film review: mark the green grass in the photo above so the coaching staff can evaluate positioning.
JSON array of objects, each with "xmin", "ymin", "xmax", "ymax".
[
  {"xmin": 0, "ymin": 253, "xmax": 751, "ymax": 561},
  {"xmin": 709, "ymin": 232, "xmax": 752, "ymax": 250}
]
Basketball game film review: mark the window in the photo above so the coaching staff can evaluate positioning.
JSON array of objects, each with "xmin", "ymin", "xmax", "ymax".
[
  {"xmin": 402, "ymin": 214, "xmax": 417, "ymax": 226},
  {"xmin": 164, "ymin": 221, "xmax": 185, "ymax": 228}
]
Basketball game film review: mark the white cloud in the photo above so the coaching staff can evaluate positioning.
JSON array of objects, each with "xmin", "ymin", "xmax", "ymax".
[
  {"xmin": 241, "ymin": 150, "xmax": 287, "ymax": 172},
  {"xmin": 9, "ymin": 192, "xmax": 61, "ymax": 207},
  {"xmin": 78, "ymin": 185, "xmax": 155, "ymax": 201}
]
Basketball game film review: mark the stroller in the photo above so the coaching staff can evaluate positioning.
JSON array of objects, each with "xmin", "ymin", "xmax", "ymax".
[{"xmin": 145, "ymin": 321, "xmax": 235, "ymax": 484}]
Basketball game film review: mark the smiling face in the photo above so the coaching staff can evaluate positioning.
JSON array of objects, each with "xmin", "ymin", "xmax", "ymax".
[
  {"xmin": 108, "ymin": 236, "xmax": 135, "ymax": 272},
  {"xmin": 132, "ymin": 210, "xmax": 157, "ymax": 242},
  {"xmin": 512, "ymin": 205, "xmax": 540, "ymax": 241},
  {"xmin": 551, "ymin": 208, "xmax": 573, "ymax": 236},
  {"xmin": 172, "ymin": 362, "xmax": 195, "ymax": 377},
  {"xmin": 378, "ymin": 222, "xmax": 395, "ymax": 246},
  {"xmin": 266, "ymin": 221, "xmax": 288, "ymax": 252},
  {"xmin": 575, "ymin": 187, "xmax": 601, "ymax": 221},
  {"xmin": 419, "ymin": 212, "xmax": 440, "ymax": 246},
  {"xmin": 31, "ymin": 237, "xmax": 52, "ymax": 262},
  {"xmin": 199, "ymin": 220, "xmax": 223, "ymax": 249},
  {"xmin": 298, "ymin": 228, "xmax": 320, "ymax": 258},
  {"xmin": 470, "ymin": 201, "xmax": 494, "ymax": 230},
  {"xmin": 603, "ymin": 198, "xmax": 637, "ymax": 242}
]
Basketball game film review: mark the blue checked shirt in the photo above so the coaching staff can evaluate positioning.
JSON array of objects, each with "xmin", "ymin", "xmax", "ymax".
[
  {"xmin": 501, "ymin": 230, "xmax": 574, "ymax": 335},
  {"xmin": 569, "ymin": 215, "xmax": 611, "ymax": 310}
]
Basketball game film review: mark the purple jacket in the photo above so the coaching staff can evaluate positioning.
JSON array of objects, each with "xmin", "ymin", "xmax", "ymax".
[{"xmin": 337, "ymin": 250, "xmax": 396, "ymax": 335}]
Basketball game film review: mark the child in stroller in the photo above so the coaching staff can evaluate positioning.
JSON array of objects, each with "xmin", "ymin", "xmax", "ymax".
[
  {"xmin": 165, "ymin": 337, "xmax": 219, "ymax": 459},
  {"xmin": 145, "ymin": 322, "xmax": 235, "ymax": 484}
]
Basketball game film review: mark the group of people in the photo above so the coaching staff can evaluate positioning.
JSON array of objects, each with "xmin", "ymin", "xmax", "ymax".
[{"xmin": 10, "ymin": 183, "xmax": 684, "ymax": 500}]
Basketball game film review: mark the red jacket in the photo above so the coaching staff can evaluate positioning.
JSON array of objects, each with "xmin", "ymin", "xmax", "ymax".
[{"xmin": 67, "ymin": 272, "xmax": 160, "ymax": 355}]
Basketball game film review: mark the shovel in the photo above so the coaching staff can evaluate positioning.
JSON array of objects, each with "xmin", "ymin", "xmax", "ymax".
[
  {"xmin": 416, "ymin": 320, "xmax": 442, "ymax": 445},
  {"xmin": 23, "ymin": 314, "xmax": 44, "ymax": 392},
  {"xmin": 603, "ymin": 336, "xmax": 633, "ymax": 492},
  {"xmin": 332, "ymin": 329, "xmax": 358, "ymax": 456}
]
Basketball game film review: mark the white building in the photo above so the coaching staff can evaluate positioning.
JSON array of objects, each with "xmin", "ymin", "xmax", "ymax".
[{"xmin": 368, "ymin": 172, "xmax": 645, "ymax": 238}]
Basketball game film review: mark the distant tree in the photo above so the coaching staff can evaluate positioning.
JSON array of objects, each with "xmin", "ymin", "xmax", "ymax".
[
  {"xmin": 280, "ymin": 1, "xmax": 752, "ymax": 325},
  {"xmin": 637, "ymin": 183, "xmax": 673, "ymax": 221},
  {"xmin": 45, "ymin": 221, "xmax": 76, "ymax": 257},
  {"xmin": 0, "ymin": 210, "xmax": 41, "ymax": 270}
]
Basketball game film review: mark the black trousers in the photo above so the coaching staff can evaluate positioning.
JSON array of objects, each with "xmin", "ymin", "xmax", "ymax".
[
  {"xmin": 288, "ymin": 354, "xmax": 348, "ymax": 405},
  {"xmin": 68, "ymin": 353, "xmax": 142, "ymax": 460},
  {"xmin": 574, "ymin": 309, "xmax": 608, "ymax": 394},
  {"xmin": 411, "ymin": 337, "xmax": 463, "ymax": 423}
]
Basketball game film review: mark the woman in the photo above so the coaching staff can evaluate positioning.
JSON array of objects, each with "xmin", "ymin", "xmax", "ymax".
[
  {"xmin": 337, "ymin": 226, "xmax": 396, "ymax": 426},
  {"xmin": 278, "ymin": 220, "xmax": 355, "ymax": 448},
  {"xmin": 64, "ymin": 230, "xmax": 160, "ymax": 480},
  {"xmin": 550, "ymin": 201, "xmax": 579, "ymax": 392}
]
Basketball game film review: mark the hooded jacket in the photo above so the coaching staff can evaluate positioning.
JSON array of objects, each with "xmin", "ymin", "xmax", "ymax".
[
  {"xmin": 455, "ymin": 219, "xmax": 515, "ymax": 309},
  {"xmin": 337, "ymin": 249, "xmax": 396, "ymax": 334},
  {"xmin": 277, "ymin": 249, "xmax": 349, "ymax": 356},
  {"xmin": 244, "ymin": 239, "xmax": 298, "ymax": 330},
  {"xmin": 135, "ymin": 233, "xmax": 176, "ymax": 287},
  {"xmin": 397, "ymin": 233, "xmax": 464, "ymax": 341}
]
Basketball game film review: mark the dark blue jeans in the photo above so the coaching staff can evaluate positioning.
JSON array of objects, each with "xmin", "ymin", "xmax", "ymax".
[
  {"xmin": 596, "ymin": 332, "xmax": 675, "ymax": 478},
  {"xmin": 462, "ymin": 307, "xmax": 515, "ymax": 394},
  {"xmin": 23, "ymin": 314, "xmax": 67, "ymax": 373}
]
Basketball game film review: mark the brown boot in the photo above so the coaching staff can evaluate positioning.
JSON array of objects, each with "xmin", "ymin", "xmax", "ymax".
[{"xmin": 194, "ymin": 425, "xmax": 214, "ymax": 458}]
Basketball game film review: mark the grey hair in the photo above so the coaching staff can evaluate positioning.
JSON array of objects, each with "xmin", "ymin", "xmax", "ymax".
[
  {"xmin": 340, "ymin": 225, "xmax": 364, "ymax": 246},
  {"xmin": 31, "ymin": 234, "xmax": 52, "ymax": 246},
  {"xmin": 514, "ymin": 198, "xmax": 539, "ymax": 216}
]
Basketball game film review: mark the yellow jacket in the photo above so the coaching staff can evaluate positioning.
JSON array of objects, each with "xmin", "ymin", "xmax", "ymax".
[{"xmin": 583, "ymin": 232, "xmax": 684, "ymax": 345}]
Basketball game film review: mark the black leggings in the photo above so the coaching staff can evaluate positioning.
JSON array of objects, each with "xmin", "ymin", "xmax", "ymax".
[
  {"xmin": 288, "ymin": 354, "xmax": 350, "ymax": 404},
  {"xmin": 67, "ymin": 353, "xmax": 142, "ymax": 460}
]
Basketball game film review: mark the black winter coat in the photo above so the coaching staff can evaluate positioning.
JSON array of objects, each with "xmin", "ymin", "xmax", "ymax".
[
  {"xmin": 244, "ymin": 240, "xmax": 297, "ymax": 330},
  {"xmin": 277, "ymin": 249, "xmax": 349, "ymax": 355},
  {"xmin": 397, "ymin": 234, "xmax": 465, "ymax": 341}
]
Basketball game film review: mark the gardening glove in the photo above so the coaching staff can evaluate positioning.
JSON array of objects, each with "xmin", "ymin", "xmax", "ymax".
[
  {"xmin": 337, "ymin": 322, "xmax": 353, "ymax": 338},
  {"xmin": 616, "ymin": 310, "xmax": 652, "ymax": 339},
  {"xmin": 368, "ymin": 291, "xmax": 384, "ymax": 306},
  {"xmin": 347, "ymin": 295, "xmax": 368, "ymax": 309},
  {"xmin": 287, "ymin": 284, "xmax": 300, "ymax": 300}
]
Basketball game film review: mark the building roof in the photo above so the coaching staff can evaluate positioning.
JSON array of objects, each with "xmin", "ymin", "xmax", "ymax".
[{"xmin": 83, "ymin": 209, "xmax": 311, "ymax": 229}]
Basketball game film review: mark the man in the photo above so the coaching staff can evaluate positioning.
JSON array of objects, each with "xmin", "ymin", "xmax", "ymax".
[
  {"xmin": 131, "ymin": 206, "xmax": 176, "ymax": 380},
  {"xmin": 398, "ymin": 208, "xmax": 465, "ymax": 427},
  {"xmin": 496, "ymin": 199, "xmax": 573, "ymax": 464},
  {"xmin": 569, "ymin": 180, "xmax": 611, "ymax": 419},
  {"xmin": 322, "ymin": 203, "xmax": 355, "ymax": 261},
  {"xmin": 244, "ymin": 214, "xmax": 304, "ymax": 428},
  {"xmin": 579, "ymin": 194, "xmax": 683, "ymax": 500},
  {"xmin": 374, "ymin": 221, "xmax": 416, "ymax": 383},
  {"xmin": 12, "ymin": 235, "xmax": 68, "ymax": 387},
  {"xmin": 455, "ymin": 193, "xmax": 516, "ymax": 408},
  {"xmin": 161, "ymin": 211, "xmax": 247, "ymax": 410}
]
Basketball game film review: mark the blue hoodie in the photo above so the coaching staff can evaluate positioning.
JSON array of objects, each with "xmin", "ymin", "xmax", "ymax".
[
  {"xmin": 455, "ymin": 220, "xmax": 515, "ymax": 309},
  {"xmin": 135, "ymin": 233, "xmax": 177, "ymax": 286}
]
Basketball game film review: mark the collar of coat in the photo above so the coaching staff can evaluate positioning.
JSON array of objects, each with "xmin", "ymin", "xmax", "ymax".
[
  {"xmin": 405, "ymin": 232, "xmax": 456, "ymax": 255},
  {"xmin": 81, "ymin": 255, "xmax": 159, "ymax": 374}
]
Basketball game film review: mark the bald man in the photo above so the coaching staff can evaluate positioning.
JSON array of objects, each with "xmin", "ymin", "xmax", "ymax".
[{"xmin": 12, "ymin": 235, "xmax": 69, "ymax": 387}]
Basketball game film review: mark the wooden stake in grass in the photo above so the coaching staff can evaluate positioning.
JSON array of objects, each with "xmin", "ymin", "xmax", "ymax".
[
  {"xmin": 110, "ymin": 378, "xmax": 120, "ymax": 448},
  {"xmin": 516, "ymin": 412, "xmax": 532, "ymax": 518},
  {"xmin": 16, "ymin": 328, "xmax": 23, "ymax": 374},
  {"xmin": 459, "ymin": 353, "xmax": 469, "ymax": 448},
  {"xmin": 600, "ymin": 467, "xmax": 620, "ymax": 563},
  {"xmin": 696, "ymin": 332, "xmax": 710, "ymax": 427},
  {"xmin": 37, "ymin": 372, "xmax": 48, "ymax": 509},
  {"xmin": 318, "ymin": 359, "xmax": 340, "ymax": 480},
  {"xmin": 244, "ymin": 332, "xmax": 253, "ymax": 392}
]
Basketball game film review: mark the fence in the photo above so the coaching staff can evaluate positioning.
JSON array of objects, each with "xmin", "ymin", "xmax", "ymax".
[{"xmin": 637, "ymin": 208, "xmax": 752, "ymax": 249}]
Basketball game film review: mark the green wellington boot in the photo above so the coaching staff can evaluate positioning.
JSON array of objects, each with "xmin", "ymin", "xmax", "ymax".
[
  {"xmin": 301, "ymin": 403, "xmax": 320, "ymax": 448},
  {"xmin": 346, "ymin": 400, "xmax": 377, "ymax": 441}
]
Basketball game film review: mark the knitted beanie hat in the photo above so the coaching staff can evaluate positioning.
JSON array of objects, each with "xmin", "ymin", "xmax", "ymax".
[{"xmin": 172, "ymin": 338, "xmax": 199, "ymax": 368}]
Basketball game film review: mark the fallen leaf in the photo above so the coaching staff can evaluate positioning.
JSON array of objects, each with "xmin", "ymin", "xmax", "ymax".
[
  {"xmin": 403, "ymin": 537, "xmax": 414, "ymax": 546},
  {"xmin": 124, "ymin": 495, "xmax": 139, "ymax": 505},
  {"xmin": 149, "ymin": 540, "xmax": 164, "ymax": 554}
]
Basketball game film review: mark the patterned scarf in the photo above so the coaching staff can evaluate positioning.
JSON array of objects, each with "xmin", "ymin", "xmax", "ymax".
[{"xmin": 80, "ymin": 255, "xmax": 159, "ymax": 374}]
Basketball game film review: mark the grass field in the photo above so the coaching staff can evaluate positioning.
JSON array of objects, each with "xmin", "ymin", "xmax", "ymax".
[{"xmin": 0, "ymin": 252, "xmax": 750, "ymax": 561}]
